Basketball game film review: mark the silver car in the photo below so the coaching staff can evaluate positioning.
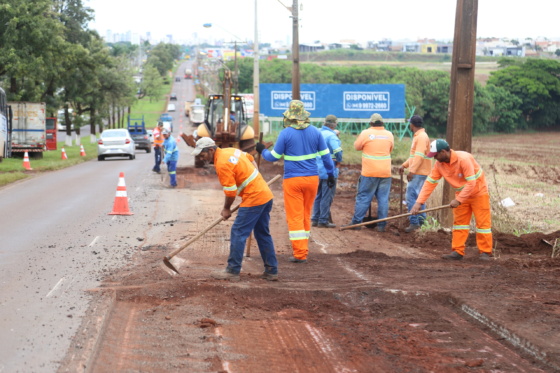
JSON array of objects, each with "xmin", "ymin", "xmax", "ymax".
[{"xmin": 97, "ymin": 129, "xmax": 136, "ymax": 161}]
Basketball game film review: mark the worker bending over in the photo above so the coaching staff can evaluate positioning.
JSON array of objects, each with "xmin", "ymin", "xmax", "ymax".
[
  {"xmin": 192, "ymin": 137, "xmax": 278, "ymax": 281},
  {"xmin": 411, "ymin": 139, "xmax": 493, "ymax": 261}
]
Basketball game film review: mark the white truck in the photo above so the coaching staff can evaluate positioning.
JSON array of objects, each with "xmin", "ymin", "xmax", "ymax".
[{"xmin": 9, "ymin": 102, "xmax": 47, "ymax": 158}]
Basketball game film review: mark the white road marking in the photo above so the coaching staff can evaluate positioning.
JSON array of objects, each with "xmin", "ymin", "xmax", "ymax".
[
  {"xmin": 88, "ymin": 236, "xmax": 100, "ymax": 247},
  {"xmin": 46, "ymin": 277, "xmax": 65, "ymax": 298}
]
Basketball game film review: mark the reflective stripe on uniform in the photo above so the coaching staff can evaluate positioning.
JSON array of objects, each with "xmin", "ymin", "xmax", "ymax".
[
  {"xmin": 289, "ymin": 230, "xmax": 308, "ymax": 241},
  {"xmin": 414, "ymin": 151, "xmax": 430, "ymax": 159},
  {"xmin": 427, "ymin": 176, "xmax": 441, "ymax": 184},
  {"xmin": 270, "ymin": 149, "xmax": 283, "ymax": 159},
  {"xmin": 476, "ymin": 228, "xmax": 492, "ymax": 234},
  {"xmin": 465, "ymin": 169, "xmax": 483, "ymax": 181},
  {"xmin": 453, "ymin": 225, "xmax": 470, "ymax": 230},
  {"xmin": 362, "ymin": 154, "xmax": 391, "ymax": 160},
  {"xmin": 284, "ymin": 152, "xmax": 320, "ymax": 161},
  {"xmin": 237, "ymin": 168, "xmax": 258, "ymax": 195},
  {"xmin": 223, "ymin": 184, "xmax": 237, "ymax": 192}
]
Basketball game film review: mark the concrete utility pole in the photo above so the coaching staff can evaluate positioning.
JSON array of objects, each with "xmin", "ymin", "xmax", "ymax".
[
  {"xmin": 253, "ymin": 0, "xmax": 260, "ymax": 135},
  {"xmin": 291, "ymin": 0, "xmax": 301, "ymax": 100},
  {"xmin": 442, "ymin": 0, "xmax": 478, "ymax": 224}
]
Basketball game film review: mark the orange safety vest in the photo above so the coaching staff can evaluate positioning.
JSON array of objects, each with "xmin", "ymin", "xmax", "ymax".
[
  {"xmin": 354, "ymin": 126, "xmax": 394, "ymax": 178},
  {"xmin": 153, "ymin": 127, "xmax": 164, "ymax": 147},
  {"xmin": 214, "ymin": 148, "xmax": 273, "ymax": 207},
  {"xmin": 402, "ymin": 128, "xmax": 431, "ymax": 176}
]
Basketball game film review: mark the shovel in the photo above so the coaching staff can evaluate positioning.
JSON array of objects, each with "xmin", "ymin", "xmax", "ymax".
[
  {"xmin": 339, "ymin": 204, "xmax": 451, "ymax": 231},
  {"xmin": 162, "ymin": 174, "xmax": 281, "ymax": 274},
  {"xmin": 362, "ymin": 203, "xmax": 377, "ymax": 229},
  {"xmin": 245, "ymin": 132, "xmax": 264, "ymax": 258}
]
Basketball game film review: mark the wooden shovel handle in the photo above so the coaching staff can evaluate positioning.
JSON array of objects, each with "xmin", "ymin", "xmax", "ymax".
[
  {"xmin": 339, "ymin": 204, "xmax": 451, "ymax": 231},
  {"xmin": 165, "ymin": 174, "xmax": 281, "ymax": 260}
]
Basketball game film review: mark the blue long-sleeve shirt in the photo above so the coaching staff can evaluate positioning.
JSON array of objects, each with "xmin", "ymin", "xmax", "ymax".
[
  {"xmin": 163, "ymin": 136, "xmax": 179, "ymax": 162},
  {"xmin": 262, "ymin": 126, "xmax": 334, "ymax": 179},
  {"xmin": 316, "ymin": 126, "xmax": 343, "ymax": 179}
]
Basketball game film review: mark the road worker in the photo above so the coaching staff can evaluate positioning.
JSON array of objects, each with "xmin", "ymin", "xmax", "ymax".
[
  {"xmin": 152, "ymin": 122, "xmax": 164, "ymax": 173},
  {"xmin": 345, "ymin": 113, "xmax": 394, "ymax": 232},
  {"xmin": 311, "ymin": 114, "xmax": 343, "ymax": 228},
  {"xmin": 162, "ymin": 129, "xmax": 179, "ymax": 188},
  {"xmin": 398, "ymin": 115, "xmax": 432, "ymax": 232},
  {"xmin": 192, "ymin": 137, "xmax": 278, "ymax": 281},
  {"xmin": 256, "ymin": 100, "xmax": 335, "ymax": 263},
  {"xmin": 410, "ymin": 139, "xmax": 493, "ymax": 261}
]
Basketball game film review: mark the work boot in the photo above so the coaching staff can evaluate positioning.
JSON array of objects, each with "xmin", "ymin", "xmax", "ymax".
[
  {"xmin": 342, "ymin": 223, "xmax": 361, "ymax": 231},
  {"xmin": 377, "ymin": 226, "xmax": 386, "ymax": 232},
  {"xmin": 289, "ymin": 257, "xmax": 307, "ymax": 263},
  {"xmin": 260, "ymin": 272, "xmax": 279, "ymax": 281},
  {"xmin": 211, "ymin": 270, "xmax": 240, "ymax": 281},
  {"xmin": 311, "ymin": 220, "xmax": 318, "ymax": 227},
  {"xmin": 404, "ymin": 224, "xmax": 421, "ymax": 233},
  {"xmin": 317, "ymin": 222, "xmax": 336, "ymax": 228},
  {"xmin": 442, "ymin": 251, "xmax": 463, "ymax": 260},
  {"xmin": 479, "ymin": 252, "xmax": 492, "ymax": 261}
]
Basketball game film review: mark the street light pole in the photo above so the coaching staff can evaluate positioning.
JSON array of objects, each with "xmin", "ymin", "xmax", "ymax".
[
  {"xmin": 291, "ymin": 0, "xmax": 300, "ymax": 100},
  {"xmin": 253, "ymin": 0, "xmax": 260, "ymax": 135}
]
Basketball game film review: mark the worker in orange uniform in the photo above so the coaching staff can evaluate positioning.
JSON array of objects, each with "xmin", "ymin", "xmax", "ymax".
[
  {"xmin": 398, "ymin": 115, "xmax": 431, "ymax": 232},
  {"xmin": 191, "ymin": 137, "xmax": 278, "ymax": 281},
  {"xmin": 410, "ymin": 139, "xmax": 493, "ymax": 261},
  {"xmin": 256, "ymin": 100, "xmax": 335, "ymax": 263},
  {"xmin": 345, "ymin": 113, "xmax": 394, "ymax": 232},
  {"xmin": 152, "ymin": 122, "xmax": 164, "ymax": 173}
]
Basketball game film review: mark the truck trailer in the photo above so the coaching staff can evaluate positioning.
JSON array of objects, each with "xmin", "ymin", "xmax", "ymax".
[{"xmin": 9, "ymin": 102, "xmax": 46, "ymax": 158}]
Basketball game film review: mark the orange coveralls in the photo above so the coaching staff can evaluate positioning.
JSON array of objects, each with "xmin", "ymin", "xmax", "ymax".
[{"xmin": 416, "ymin": 150, "xmax": 492, "ymax": 255}]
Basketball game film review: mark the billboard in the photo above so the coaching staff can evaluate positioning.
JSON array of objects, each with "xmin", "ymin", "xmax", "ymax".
[{"xmin": 260, "ymin": 84, "xmax": 406, "ymax": 119}]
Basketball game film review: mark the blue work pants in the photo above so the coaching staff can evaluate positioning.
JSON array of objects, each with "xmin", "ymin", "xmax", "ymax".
[
  {"xmin": 166, "ymin": 160, "xmax": 177, "ymax": 187},
  {"xmin": 311, "ymin": 178, "xmax": 337, "ymax": 224},
  {"xmin": 406, "ymin": 174, "xmax": 428, "ymax": 225},
  {"xmin": 351, "ymin": 176, "xmax": 392, "ymax": 229},
  {"xmin": 153, "ymin": 146, "xmax": 162, "ymax": 172},
  {"xmin": 227, "ymin": 199, "xmax": 278, "ymax": 275}
]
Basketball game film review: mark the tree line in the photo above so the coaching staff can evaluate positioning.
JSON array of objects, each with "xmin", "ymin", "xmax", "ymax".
[
  {"xmin": 231, "ymin": 56, "xmax": 560, "ymax": 136},
  {"xmin": 0, "ymin": 0, "xmax": 180, "ymax": 136}
]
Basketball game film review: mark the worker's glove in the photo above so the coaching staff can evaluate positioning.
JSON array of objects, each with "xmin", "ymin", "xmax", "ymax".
[
  {"xmin": 255, "ymin": 142, "xmax": 266, "ymax": 154},
  {"xmin": 327, "ymin": 174, "xmax": 336, "ymax": 189}
]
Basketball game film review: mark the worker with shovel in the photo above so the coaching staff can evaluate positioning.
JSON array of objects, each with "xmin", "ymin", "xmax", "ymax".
[
  {"xmin": 410, "ymin": 139, "xmax": 493, "ymax": 261},
  {"xmin": 192, "ymin": 137, "xmax": 278, "ymax": 281},
  {"xmin": 398, "ymin": 115, "xmax": 431, "ymax": 233}
]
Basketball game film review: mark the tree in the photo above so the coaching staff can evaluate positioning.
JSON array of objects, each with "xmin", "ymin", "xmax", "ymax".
[{"xmin": 141, "ymin": 64, "xmax": 164, "ymax": 102}]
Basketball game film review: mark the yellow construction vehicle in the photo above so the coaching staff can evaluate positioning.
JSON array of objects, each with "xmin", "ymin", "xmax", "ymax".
[{"xmin": 182, "ymin": 69, "xmax": 256, "ymax": 167}]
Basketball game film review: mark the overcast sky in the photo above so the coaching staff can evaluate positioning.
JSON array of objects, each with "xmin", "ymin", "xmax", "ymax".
[{"xmin": 87, "ymin": 0, "xmax": 560, "ymax": 44}]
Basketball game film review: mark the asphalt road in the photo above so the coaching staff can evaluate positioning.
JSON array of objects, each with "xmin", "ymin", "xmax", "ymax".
[{"xmin": 0, "ymin": 63, "xmax": 197, "ymax": 372}]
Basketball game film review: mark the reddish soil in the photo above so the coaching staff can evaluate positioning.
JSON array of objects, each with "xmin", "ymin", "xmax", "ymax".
[{"xmin": 61, "ymin": 161, "xmax": 560, "ymax": 373}]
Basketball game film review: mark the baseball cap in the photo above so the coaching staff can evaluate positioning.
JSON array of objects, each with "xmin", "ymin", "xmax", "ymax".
[
  {"xmin": 409, "ymin": 115, "xmax": 423, "ymax": 126},
  {"xmin": 325, "ymin": 114, "xmax": 338, "ymax": 124},
  {"xmin": 162, "ymin": 129, "xmax": 170, "ymax": 136},
  {"xmin": 427, "ymin": 139, "xmax": 449, "ymax": 158},
  {"xmin": 369, "ymin": 113, "xmax": 384, "ymax": 124},
  {"xmin": 191, "ymin": 137, "xmax": 216, "ymax": 155}
]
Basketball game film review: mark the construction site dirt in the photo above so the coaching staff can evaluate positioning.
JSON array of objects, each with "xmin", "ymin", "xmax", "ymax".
[{"xmin": 60, "ymin": 160, "xmax": 560, "ymax": 373}]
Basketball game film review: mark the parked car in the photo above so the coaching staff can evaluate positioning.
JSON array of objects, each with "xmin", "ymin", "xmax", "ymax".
[
  {"xmin": 167, "ymin": 103, "xmax": 176, "ymax": 112},
  {"xmin": 170, "ymin": 93, "xmax": 177, "ymax": 101},
  {"xmin": 97, "ymin": 129, "xmax": 136, "ymax": 161},
  {"xmin": 175, "ymin": 77, "xmax": 181, "ymax": 82}
]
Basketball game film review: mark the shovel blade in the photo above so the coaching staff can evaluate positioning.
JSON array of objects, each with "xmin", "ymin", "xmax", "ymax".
[{"xmin": 161, "ymin": 256, "xmax": 186, "ymax": 276}]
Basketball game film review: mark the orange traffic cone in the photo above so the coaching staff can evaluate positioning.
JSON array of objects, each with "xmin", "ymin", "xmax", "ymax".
[
  {"xmin": 79, "ymin": 144, "xmax": 86, "ymax": 156},
  {"xmin": 23, "ymin": 151, "xmax": 33, "ymax": 170},
  {"xmin": 108, "ymin": 172, "xmax": 134, "ymax": 215},
  {"xmin": 61, "ymin": 147, "xmax": 68, "ymax": 160}
]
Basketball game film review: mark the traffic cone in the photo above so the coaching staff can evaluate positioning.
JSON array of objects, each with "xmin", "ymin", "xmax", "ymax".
[
  {"xmin": 23, "ymin": 151, "xmax": 33, "ymax": 170},
  {"xmin": 108, "ymin": 172, "xmax": 134, "ymax": 215},
  {"xmin": 61, "ymin": 147, "xmax": 68, "ymax": 160},
  {"xmin": 79, "ymin": 144, "xmax": 86, "ymax": 156}
]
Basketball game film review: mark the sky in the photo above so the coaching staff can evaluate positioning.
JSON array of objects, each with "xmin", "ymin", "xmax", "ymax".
[{"xmin": 87, "ymin": 0, "xmax": 560, "ymax": 45}]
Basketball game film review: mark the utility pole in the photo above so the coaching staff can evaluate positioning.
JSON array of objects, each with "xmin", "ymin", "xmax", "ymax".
[
  {"xmin": 291, "ymin": 0, "xmax": 300, "ymax": 100},
  {"xmin": 253, "ymin": 0, "xmax": 260, "ymax": 135},
  {"xmin": 442, "ymin": 0, "xmax": 478, "ymax": 224}
]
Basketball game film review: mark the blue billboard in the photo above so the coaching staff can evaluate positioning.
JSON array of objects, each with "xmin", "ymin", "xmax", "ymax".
[{"xmin": 260, "ymin": 84, "xmax": 406, "ymax": 119}]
